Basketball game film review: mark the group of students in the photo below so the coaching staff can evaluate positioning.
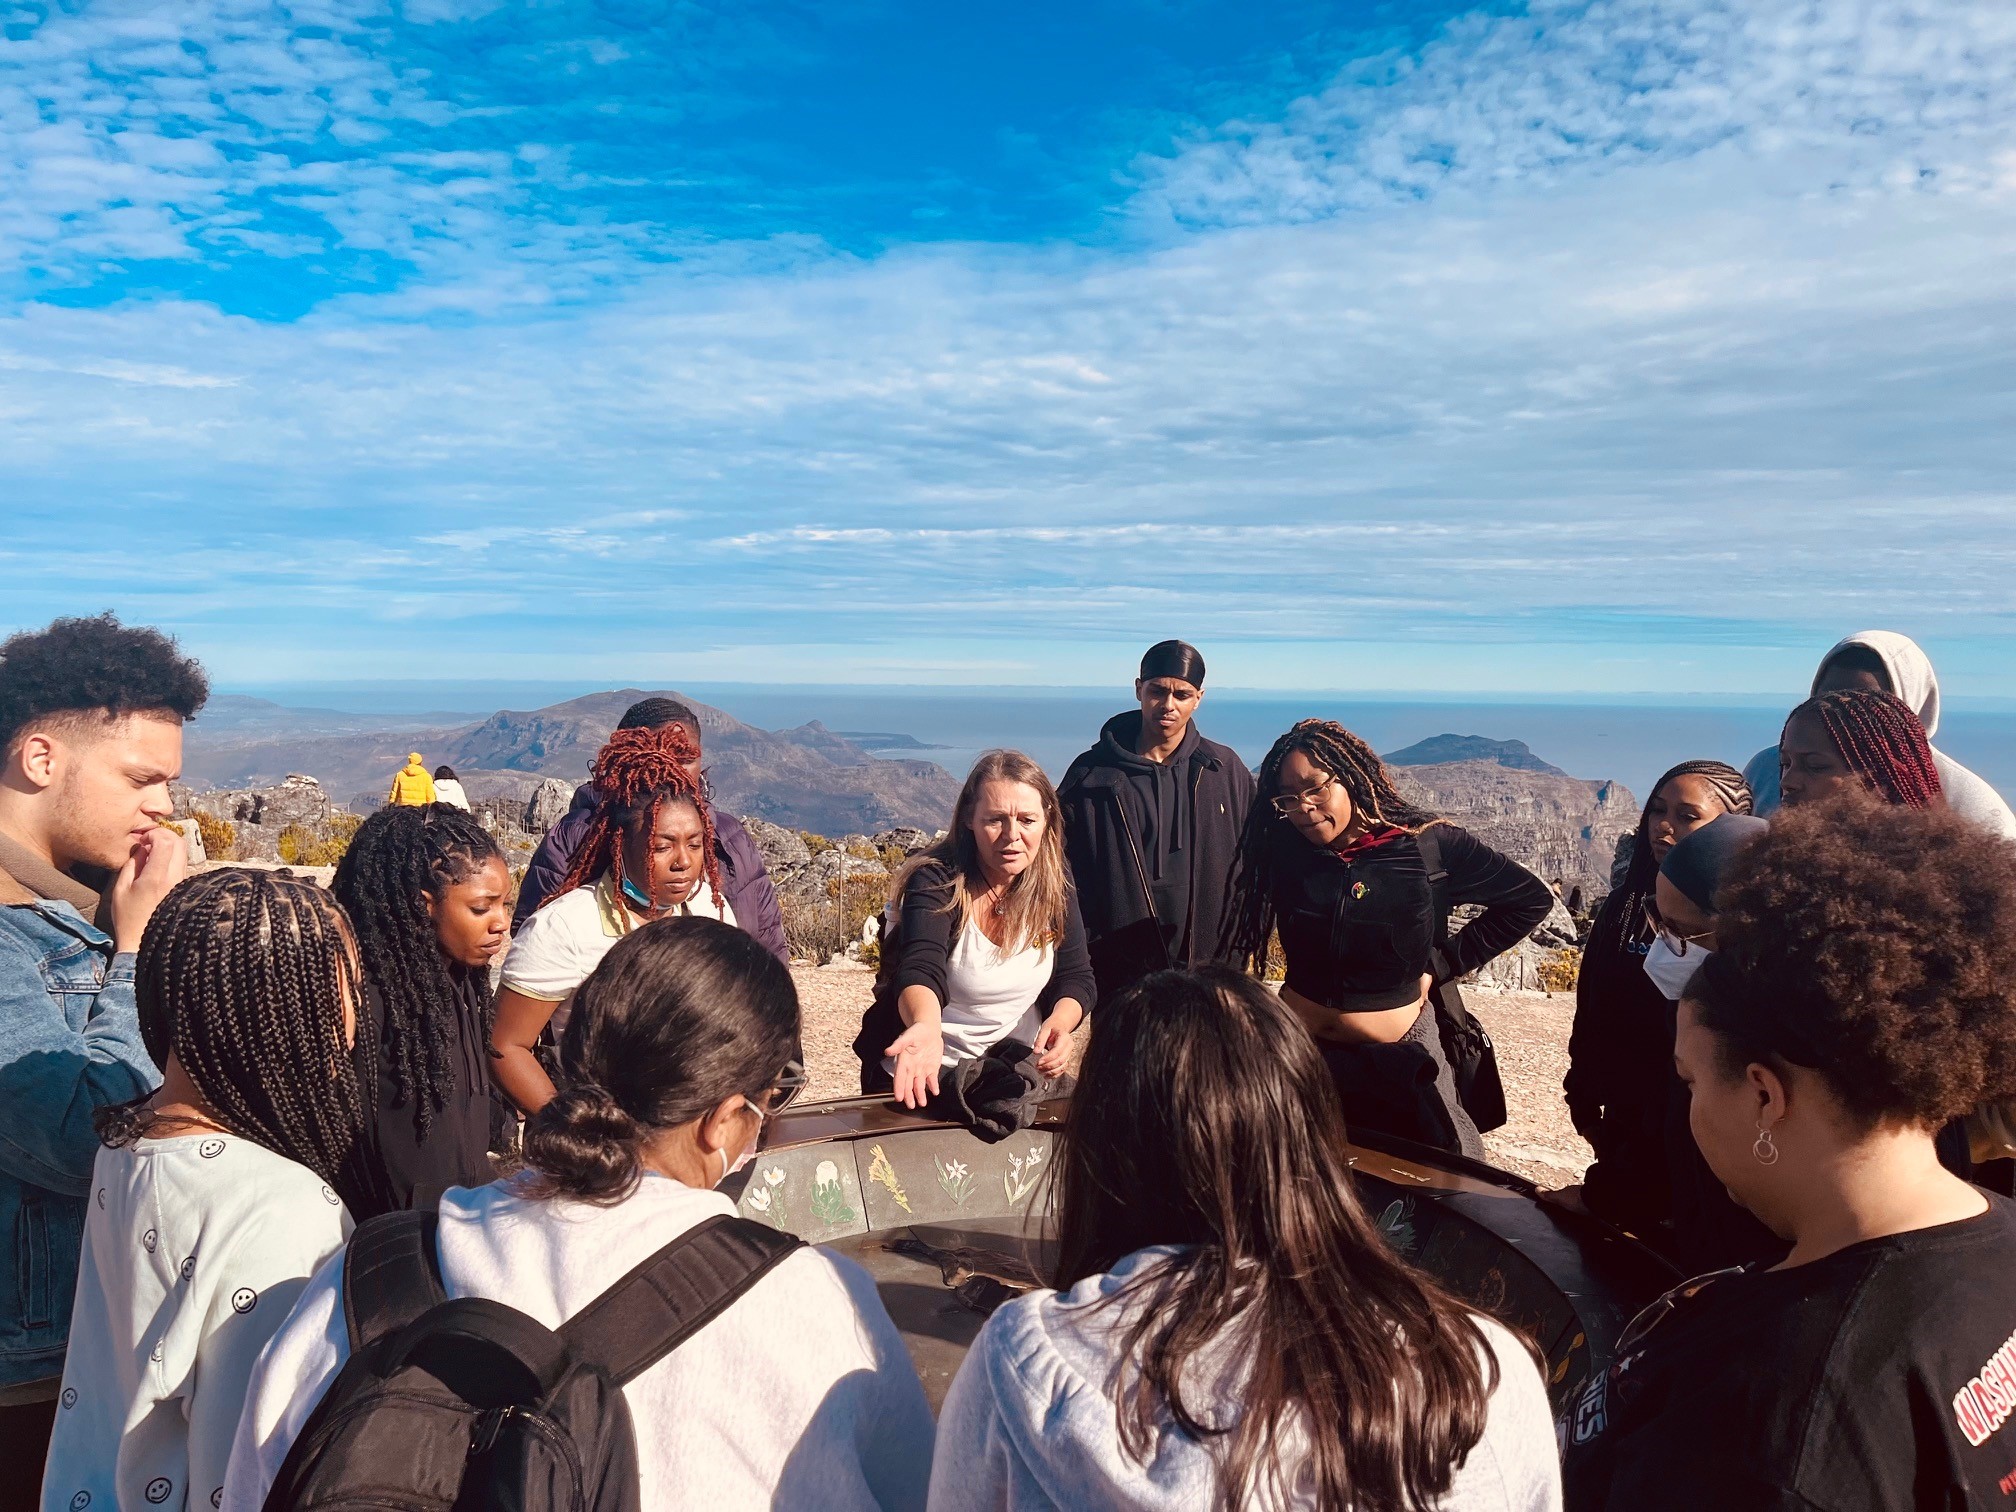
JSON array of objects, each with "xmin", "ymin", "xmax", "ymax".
[{"xmin": 4, "ymin": 612, "xmax": 2016, "ymax": 1510}]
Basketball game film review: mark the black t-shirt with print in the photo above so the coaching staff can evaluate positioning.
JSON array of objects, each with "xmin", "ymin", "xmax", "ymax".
[{"xmin": 1565, "ymin": 1195, "xmax": 2016, "ymax": 1511}]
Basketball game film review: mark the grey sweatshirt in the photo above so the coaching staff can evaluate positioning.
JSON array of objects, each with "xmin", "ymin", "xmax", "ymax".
[{"xmin": 927, "ymin": 1245, "xmax": 1563, "ymax": 1512}]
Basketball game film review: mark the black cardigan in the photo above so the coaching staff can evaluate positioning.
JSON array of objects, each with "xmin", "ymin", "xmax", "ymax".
[
  {"xmin": 1273, "ymin": 823, "xmax": 1554, "ymax": 1012},
  {"xmin": 851, "ymin": 859, "xmax": 1096, "ymax": 1071}
]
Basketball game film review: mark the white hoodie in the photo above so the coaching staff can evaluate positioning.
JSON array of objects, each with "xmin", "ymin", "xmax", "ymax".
[
  {"xmin": 1743, "ymin": 630, "xmax": 2016, "ymax": 838},
  {"xmin": 927, "ymin": 1246, "xmax": 1561, "ymax": 1512}
]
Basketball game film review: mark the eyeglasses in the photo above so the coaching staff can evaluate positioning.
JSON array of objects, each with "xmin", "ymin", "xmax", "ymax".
[
  {"xmin": 1642, "ymin": 900, "xmax": 1716, "ymax": 956},
  {"xmin": 1270, "ymin": 772, "xmax": 1339, "ymax": 817},
  {"xmin": 749, "ymin": 1058, "xmax": 807, "ymax": 1117},
  {"xmin": 1614, "ymin": 1266, "xmax": 1744, "ymax": 1356}
]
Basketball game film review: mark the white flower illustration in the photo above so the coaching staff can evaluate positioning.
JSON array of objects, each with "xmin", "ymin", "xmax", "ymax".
[
  {"xmin": 814, "ymin": 1160, "xmax": 841, "ymax": 1189},
  {"xmin": 944, "ymin": 1159, "xmax": 969, "ymax": 1181},
  {"xmin": 746, "ymin": 1186, "xmax": 773, "ymax": 1213},
  {"xmin": 1024, "ymin": 1146, "xmax": 1043, "ymax": 1166},
  {"xmin": 763, "ymin": 1167, "xmax": 787, "ymax": 1187}
]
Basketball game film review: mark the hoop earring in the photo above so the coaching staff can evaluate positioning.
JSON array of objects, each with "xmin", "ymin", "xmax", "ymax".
[{"xmin": 1752, "ymin": 1120, "xmax": 1780, "ymax": 1166}]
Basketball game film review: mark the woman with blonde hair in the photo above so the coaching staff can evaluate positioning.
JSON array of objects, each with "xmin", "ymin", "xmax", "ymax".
[{"xmin": 852, "ymin": 750, "xmax": 1095, "ymax": 1132}]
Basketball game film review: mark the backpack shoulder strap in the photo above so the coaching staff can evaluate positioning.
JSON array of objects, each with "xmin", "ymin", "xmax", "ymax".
[
  {"xmin": 1414, "ymin": 824, "xmax": 1448, "ymax": 886},
  {"xmin": 341, "ymin": 1209, "xmax": 447, "ymax": 1354},
  {"xmin": 560, "ymin": 1214, "xmax": 803, "ymax": 1386}
]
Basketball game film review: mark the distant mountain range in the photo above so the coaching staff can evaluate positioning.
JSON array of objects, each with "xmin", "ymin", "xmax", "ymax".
[
  {"xmin": 184, "ymin": 694, "xmax": 1634, "ymax": 897},
  {"xmin": 181, "ymin": 689, "xmax": 965, "ymax": 835}
]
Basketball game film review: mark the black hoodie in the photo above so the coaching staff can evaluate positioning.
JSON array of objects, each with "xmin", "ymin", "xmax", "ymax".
[{"xmin": 1058, "ymin": 711, "xmax": 1255, "ymax": 1001}]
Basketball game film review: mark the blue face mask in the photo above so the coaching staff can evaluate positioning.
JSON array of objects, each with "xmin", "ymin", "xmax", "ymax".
[{"xmin": 619, "ymin": 875, "xmax": 657, "ymax": 912}]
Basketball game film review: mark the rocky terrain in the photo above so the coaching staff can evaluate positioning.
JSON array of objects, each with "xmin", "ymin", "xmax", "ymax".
[
  {"xmin": 181, "ymin": 688, "xmax": 963, "ymax": 836},
  {"xmin": 1393, "ymin": 761, "xmax": 1635, "ymax": 906}
]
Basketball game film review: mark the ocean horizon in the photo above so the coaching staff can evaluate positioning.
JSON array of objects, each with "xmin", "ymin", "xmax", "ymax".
[{"xmin": 230, "ymin": 681, "xmax": 2016, "ymax": 810}]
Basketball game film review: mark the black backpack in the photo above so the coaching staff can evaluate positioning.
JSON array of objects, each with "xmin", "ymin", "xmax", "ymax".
[
  {"xmin": 1416, "ymin": 828, "xmax": 1510, "ymax": 1135},
  {"xmin": 262, "ymin": 1210, "xmax": 802, "ymax": 1512}
]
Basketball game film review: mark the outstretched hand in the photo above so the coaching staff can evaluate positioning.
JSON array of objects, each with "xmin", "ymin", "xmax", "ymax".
[{"xmin": 886, "ymin": 1021, "xmax": 944, "ymax": 1109}]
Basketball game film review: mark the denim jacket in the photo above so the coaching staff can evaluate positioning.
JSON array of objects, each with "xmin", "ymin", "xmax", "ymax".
[{"xmin": 0, "ymin": 899, "xmax": 159, "ymax": 1388}]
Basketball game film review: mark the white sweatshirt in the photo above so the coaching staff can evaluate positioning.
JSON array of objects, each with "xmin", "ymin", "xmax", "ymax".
[
  {"xmin": 41, "ymin": 1133, "xmax": 350, "ymax": 1512},
  {"xmin": 929, "ymin": 1246, "xmax": 1562, "ymax": 1512},
  {"xmin": 222, "ymin": 1174, "xmax": 935, "ymax": 1512}
]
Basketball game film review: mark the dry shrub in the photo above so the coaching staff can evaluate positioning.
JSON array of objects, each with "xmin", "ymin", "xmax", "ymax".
[
  {"xmin": 780, "ymin": 872, "xmax": 887, "ymax": 963},
  {"xmin": 1536, "ymin": 947, "xmax": 1582, "ymax": 995},
  {"xmin": 192, "ymin": 812, "xmax": 236, "ymax": 862},
  {"xmin": 278, "ymin": 812, "xmax": 365, "ymax": 868}
]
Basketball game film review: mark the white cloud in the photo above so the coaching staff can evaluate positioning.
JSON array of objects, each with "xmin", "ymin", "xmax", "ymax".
[
  {"xmin": 4, "ymin": 0, "xmax": 2016, "ymax": 689},
  {"xmin": 1130, "ymin": 0, "xmax": 2016, "ymax": 229}
]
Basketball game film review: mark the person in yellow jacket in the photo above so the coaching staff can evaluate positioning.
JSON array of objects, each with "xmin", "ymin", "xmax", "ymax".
[{"xmin": 387, "ymin": 753, "xmax": 436, "ymax": 807}]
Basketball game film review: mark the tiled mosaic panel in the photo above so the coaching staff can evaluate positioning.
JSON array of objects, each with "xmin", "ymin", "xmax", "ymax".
[
  {"xmin": 734, "ymin": 1144, "xmax": 871, "ymax": 1244},
  {"xmin": 854, "ymin": 1129, "xmax": 1056, "ymax": 1229}
]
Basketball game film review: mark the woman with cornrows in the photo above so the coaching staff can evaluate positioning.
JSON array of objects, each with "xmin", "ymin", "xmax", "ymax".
[
  {"xmin": 332, "ymin": 803, "xmax": 510, "ymax": 1216},
  {"xmin": 1565, "ymin": 761, "xmax": 1751, "ymax": 1236},
  {"xmin": 41, "ymin": 870, "xmax": 363, "ymax": 1512},
  {"xmin": 1225, "ymin": 720, "xmax": 1552, "ymax": 1157},
  {"xmin": 491, "ymin": 723, "xmax": 740, "ymax": 1116}
]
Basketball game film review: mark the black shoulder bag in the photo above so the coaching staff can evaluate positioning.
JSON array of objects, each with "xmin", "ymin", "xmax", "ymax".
[{"xmin": 1417, "ymin": 827, "xmax": 1510, "ymax": 1134}]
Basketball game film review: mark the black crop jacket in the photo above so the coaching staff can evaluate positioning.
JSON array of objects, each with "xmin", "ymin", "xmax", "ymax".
[{"xmin": 1272, "ymin": 823, "xmax": 1553, "ymax": 1012}]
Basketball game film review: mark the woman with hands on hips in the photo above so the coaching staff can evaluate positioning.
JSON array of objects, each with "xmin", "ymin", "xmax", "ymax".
[{"xmin": 852, "ymin": 751, "xmax": 1094, "ymax": 1121}]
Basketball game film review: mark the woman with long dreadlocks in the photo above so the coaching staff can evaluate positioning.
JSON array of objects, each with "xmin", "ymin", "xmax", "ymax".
[
  {"xmin": 1563, "ymin": 761, "xmax": 1751, "ymax": 1238},
  {"xmin": 41, "ymin": 870, "xmax": 363, "ymax": 1512},
  {"xmin": 1224, "ymin": 720, "xmax": 1552, "ymax": 1157},
  {"xmin": 331, "ymin": 803, "xmax": 510, "ymax": 1217},
  {"xmin": 491, "ymin": 724, "xmax": 738, "ymax": 1116}
]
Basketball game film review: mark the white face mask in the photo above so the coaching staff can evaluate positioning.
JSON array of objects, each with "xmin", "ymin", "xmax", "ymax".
[
  {"xmin": 1643, "ymin": 934, "xmax": 1709, "ymax": 1001},
  {"xmin": 714, "ymin": 1102, "xmax": 768, "ymax": 1188}
]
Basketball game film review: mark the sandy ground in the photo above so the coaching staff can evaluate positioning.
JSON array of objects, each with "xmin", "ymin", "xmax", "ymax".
[{"xmin": 791, "ymin": 965, "xmax": 1590, "ymax": 1190}]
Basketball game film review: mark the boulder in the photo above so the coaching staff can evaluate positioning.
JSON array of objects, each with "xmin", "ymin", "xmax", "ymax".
[
  {"xmin": 742, "ymin": 816, "xmax": 813, "ymax": 876},
  {"xmin": 184, "ymin": 776, "xmax": 339, "ymax": 862},
  {"xmin": 1461, "ymin": 898, "xmax": 1584, "ymax": 993},
  {"xmin": 524, "ymin": 777, "xmax": 577, "ymax": 835}
]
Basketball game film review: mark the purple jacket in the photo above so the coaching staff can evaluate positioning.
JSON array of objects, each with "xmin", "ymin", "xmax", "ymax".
[{"xmin": 510, "ymin": 783, "xmax": 789, "ymax": 963}]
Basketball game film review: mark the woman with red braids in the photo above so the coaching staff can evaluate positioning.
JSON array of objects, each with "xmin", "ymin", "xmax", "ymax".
[
  {"xmin": 1778, "ymin": 688, "xmax": 1945, "ymax": 811},
  {"xmin": 490, "ymin": 724, "xmax": 741, "ymax": 1115}
]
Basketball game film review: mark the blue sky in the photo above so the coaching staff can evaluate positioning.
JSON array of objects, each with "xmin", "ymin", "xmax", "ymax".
[{"xmin": 4, "ymin": 0, "xmax": 2015, "ymax": 696}]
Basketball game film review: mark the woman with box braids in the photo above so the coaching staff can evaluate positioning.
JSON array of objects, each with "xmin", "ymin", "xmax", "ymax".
[
  {"xmin": 493, "ymin": 724, "xmax": 743, "ymax": 1116},
  {"xmin": 1224, "ymin": 718, "xmax": 1551, "ymax": 1156},
  {"xmin": 99, "ymin": 867, "xmax": 363, "ymax": 1193},
  {"xmin": 1779, "ymin": 688, "xmax": 1945, "ymax": 811},
  {"xmin": 334, "ymin": 802, "xmax": 511, "ymax": 1215},
  {"xmin": 49, "ymin": 869, "xmax": 364, "ymax": 1503}
]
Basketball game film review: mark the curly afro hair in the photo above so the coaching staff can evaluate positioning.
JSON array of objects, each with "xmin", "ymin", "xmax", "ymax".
[
  {"xmin": 0, "ymin": 612, "xmax": 209, "ymax": 752},
  {"xmin": 1692, "ymin": 790, "xmax": 2016, "ymax": 1129}
]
